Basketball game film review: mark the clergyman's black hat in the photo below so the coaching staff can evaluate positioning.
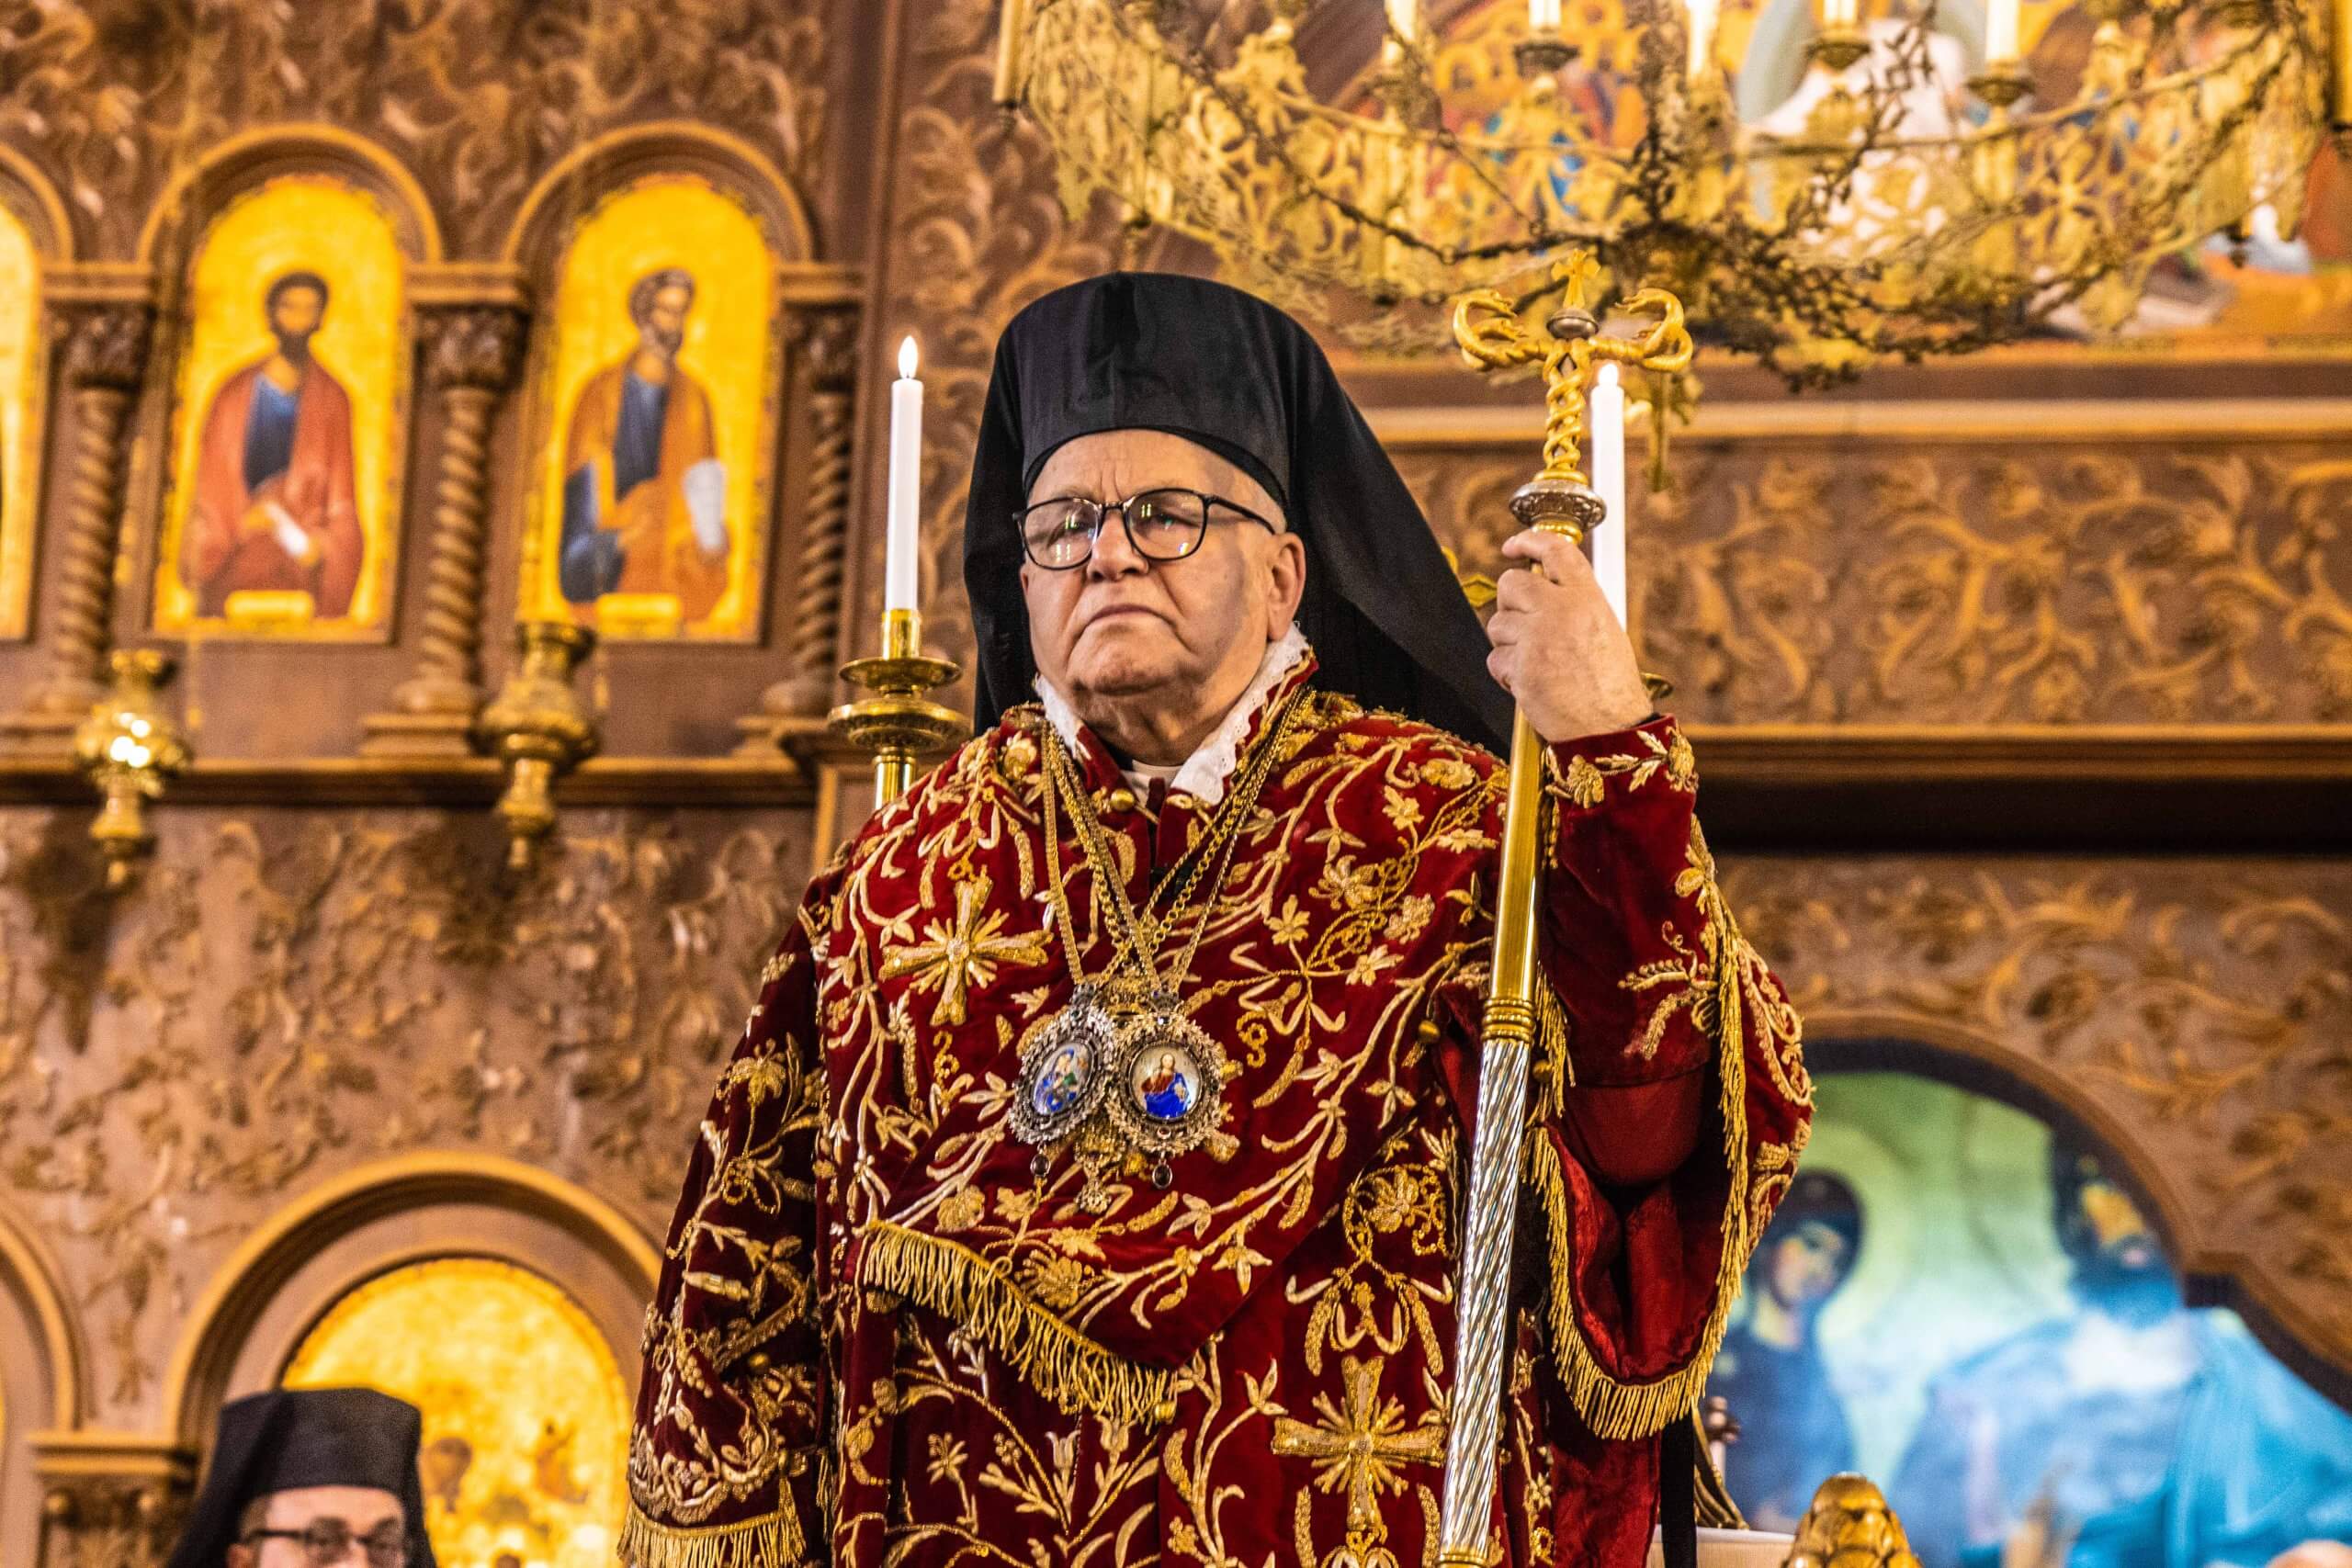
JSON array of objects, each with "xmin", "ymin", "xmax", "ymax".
[
  {"xmin": 166, "ymin": 1387, "xmax": 435, "ymax": 1568},
  {"xmin": 964, "ymin": 272, "xmax": 1514, "ymax": 753}
]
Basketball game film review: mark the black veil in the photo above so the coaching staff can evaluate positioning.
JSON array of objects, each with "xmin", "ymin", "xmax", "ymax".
[{"xmin": 963, "ymin": 272, "xmax": 1512, "ymax": 754}]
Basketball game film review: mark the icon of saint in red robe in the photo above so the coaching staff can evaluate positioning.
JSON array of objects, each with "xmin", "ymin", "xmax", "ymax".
[
  {"xmin": 182, "ymin": 271, "xmax": 363, "ymax": 621},
  {"xmin": 556, "ymin": 268, "xmax": 730, "ymax": 626}
]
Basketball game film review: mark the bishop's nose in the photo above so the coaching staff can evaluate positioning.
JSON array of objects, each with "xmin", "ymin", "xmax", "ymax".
[{"xmin": 1086, "ymin": 509, "xmax": 1150, "ymax": 578}]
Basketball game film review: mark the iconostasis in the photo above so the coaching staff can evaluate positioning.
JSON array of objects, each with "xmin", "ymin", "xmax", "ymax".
[{"xmin": 0, "ymin": 6, "xmax": 2345, "ymax": 1568}]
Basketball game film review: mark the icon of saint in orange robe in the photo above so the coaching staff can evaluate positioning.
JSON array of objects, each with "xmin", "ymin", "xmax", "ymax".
[
  {"xmin": 557, "ymin": 268, "xmax": 730, "ymax": 625},
  {"xmin": 182, "ymin": 272, "xmax": 363, "ymax": 621}
]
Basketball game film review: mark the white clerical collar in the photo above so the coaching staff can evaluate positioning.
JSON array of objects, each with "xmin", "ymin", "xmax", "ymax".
[{"xmin": 1035, "ymin": 625, "xmax": 1311, "ymax": 806}]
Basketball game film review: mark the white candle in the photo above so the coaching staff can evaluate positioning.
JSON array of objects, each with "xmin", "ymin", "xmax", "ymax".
[
  {"xmin": 1985, "ymin": 0, "xmax": 2020, "ymax": 61},
  {"xmin": 885, "ymin": 335, "xmax": 922, "ymax": 615},
  {"xmin": 1589, "ymin": 363, "xmax": 1628, "ymax": 629},
  {"xmin": 1387, "ymin": 0, "xmax": 1419, "ymax": 45},
  {"xmin": 1821, "ymin": 0, "xmax": 1857, "ymax": 28},
  {"xmin": 1529, "ymin": 0, "xmax": 1562, "ymax": 30},
  {"xmin": 1687, "ymin": 0, "xmax": 1720, "ymax": 79}
]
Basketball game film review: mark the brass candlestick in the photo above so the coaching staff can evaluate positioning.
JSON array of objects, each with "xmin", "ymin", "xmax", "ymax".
[
  {"xmin": 829, "ymin": 608, "xmax": 964, "ymax": 806},
  {"xmin": 73, "ymin": 649, "xmax": 192, "ymax": 889},
  {"xmin": 476, "ymin": 621, "xmax": 600, "ymax": 870}
]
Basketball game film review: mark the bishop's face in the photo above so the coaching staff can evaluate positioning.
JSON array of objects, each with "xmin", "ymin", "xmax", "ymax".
[
  {"xmin": 229, "ymin": 1484, "xmax": 405, "ymax": 1568},
  {"xmin": 1020, "ymin": 430, "xmax": 1305, "ymax": 761}
]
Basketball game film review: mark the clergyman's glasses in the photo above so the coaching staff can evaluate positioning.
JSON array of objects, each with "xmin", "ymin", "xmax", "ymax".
[
  {"xmin": 243, "ymin": 1519, "xmax": 407, "ymax": 1568},
  {"xmin": 1016, "ymin": 488, "xmax": 1276, "ymax": 570}
]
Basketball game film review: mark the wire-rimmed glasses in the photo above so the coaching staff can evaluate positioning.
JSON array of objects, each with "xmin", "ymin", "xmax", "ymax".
[{"xmin": 1016, "ymin": 488, "xmax": 1276, "ymax": 570}]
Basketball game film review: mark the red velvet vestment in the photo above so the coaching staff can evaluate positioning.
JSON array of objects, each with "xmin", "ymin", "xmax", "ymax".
[{"xmin": 623, "ymin": 663, "xmax": 1812, "ymax": 1568}]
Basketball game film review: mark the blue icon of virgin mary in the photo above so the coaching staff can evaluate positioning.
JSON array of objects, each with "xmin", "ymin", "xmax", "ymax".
[{"xmin": 1034, "ymin": 1040, "xmax": 1092, "ymax": 1118}]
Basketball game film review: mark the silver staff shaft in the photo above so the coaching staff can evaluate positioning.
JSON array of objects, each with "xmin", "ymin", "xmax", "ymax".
[{"xmin": 1434, "ymin": 701, "xmax": 1551, "ymax": 1565}]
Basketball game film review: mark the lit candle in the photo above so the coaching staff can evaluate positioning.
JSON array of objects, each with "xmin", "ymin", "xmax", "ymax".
[
  {"xmin": 885, "ymin": 335, "xmax": 922, "ymax": 615},
  {"xmin": 1387, "ymin": 0, "xmax": 1419, "ymax": 46},
  {"xmin": 1687, "ymin": 0, "xmax": 1720, "ymax": 79},
  {"xmin": 1529, "ymin": 0, "xmax": 1562, "ymax": 30},
  {"xmin": 1589, "ymin": 363, "xmax": 1628, "ymax": 628},
  {"xmin": 1985, "ymin": 0, "xmax": 2019, "ymax": 62},
  {"xmin": 1821, "ymin": 0, "xmax": 1857, "ymax": 28}
]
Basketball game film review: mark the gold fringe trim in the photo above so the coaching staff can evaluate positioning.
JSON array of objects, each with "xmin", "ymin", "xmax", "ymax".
[
  {"xmin": 617, "ymin": 1500, "xmax": 808, "ymax": 1568},
  {"xmin": 859, "ymin": 1221, "xmax": 1175, "ymax": 1427},
  {"xmin": 1534, "ymin": 986, "xmax": 1574, "ymax": 1121},
  {"xmin": 1532, "ymin": 941, "xmax": 1757, "ymax": 1442}
]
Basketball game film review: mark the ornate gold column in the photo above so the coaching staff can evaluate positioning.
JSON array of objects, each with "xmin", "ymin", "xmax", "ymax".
[
  {"xmin": 33, "ymin": 1433, "xmax": 194, "ymax": 1568},
  {"xmin": 0, "ymin": 299, "xmax": 155, "ymax": 757},
  {"xmin": 361, "ymin": 303, "xmax": 531, "ymax": 756},
  {"xmin": 736, "ymin": 301, "xmax": 861, "ymax": 751}
]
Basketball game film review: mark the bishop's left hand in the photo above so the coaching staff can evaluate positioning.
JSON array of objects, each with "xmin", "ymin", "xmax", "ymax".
[{"xmin": 1485, "ymin": 527, "xmax": 1654, "ymax": 744}]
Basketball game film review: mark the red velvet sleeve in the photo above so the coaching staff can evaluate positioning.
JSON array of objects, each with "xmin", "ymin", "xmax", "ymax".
[
  {"xmin": 1527, "ymin": 716, "xmax": 1815, "ymax": 1442},
  {"xmin": 620, "ymin": 864, "xmax": 842, "ymax": 1568}
]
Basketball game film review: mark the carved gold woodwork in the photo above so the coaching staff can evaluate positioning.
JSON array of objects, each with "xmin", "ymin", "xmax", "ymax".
[
  {"xmin": 0, "ymin": 806, "xmax": 808, "ymax": 1415},
  {"xmin": 361, "ymin": 299, "xmax": 532, "ymax": 757},
  {"xmin": 0, "ymin": 4, "xmax": 827, "ymax": 262},
  {"xmin": 1391, "ymin": 435, "xmax": 2352, "ymax": 728},
  {"xmin": 161, "ymin": 1153, "xmax": 659, "ymax": 1447},
  {"xmin": 739, "ymin": 299, "xmax": 862, "ymax": 748},
  {"xmin": 0, "ymin": 291, "xmax": 154, "ymax": 754},
  {"xmin": 32, "ymin": 1434, "xmax": 193, "ymax": 1568}
]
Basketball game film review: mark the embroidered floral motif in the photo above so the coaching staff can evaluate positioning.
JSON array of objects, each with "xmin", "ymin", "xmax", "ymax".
[{"xmin": 1550, "ymin": 724, "xmax": 1699, "ymax": 807}]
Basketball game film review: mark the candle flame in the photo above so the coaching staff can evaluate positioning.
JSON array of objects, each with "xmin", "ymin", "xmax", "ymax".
[{"xmin": 899, "ymin": 335, "xmax": 919, "ymax": 379}]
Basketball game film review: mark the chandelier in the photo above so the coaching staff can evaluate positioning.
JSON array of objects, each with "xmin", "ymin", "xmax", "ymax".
[{"xmin": 991, "ymin": 0, "xmax": 2343, "ymax": 379}]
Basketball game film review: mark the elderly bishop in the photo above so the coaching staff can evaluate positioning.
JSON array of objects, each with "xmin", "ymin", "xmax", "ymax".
[{"xmin": 622, "ymin": 275, "xmax": 1813, "ymax": 1568}]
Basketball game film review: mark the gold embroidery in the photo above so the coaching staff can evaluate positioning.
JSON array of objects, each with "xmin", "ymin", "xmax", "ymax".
[
  {"xmin": 1271, "ymin": 1355, "xmax": 1446, "ymax": 1566},
  {"xmin": 877, "ymin": 867, "xmax": 1051, "ymax": 1027},
  {"xmin": 1548, "ymin": 724, "xmax": 1698, "ymax": 807}
]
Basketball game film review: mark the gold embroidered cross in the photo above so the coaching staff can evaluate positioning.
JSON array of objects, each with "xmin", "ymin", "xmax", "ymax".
[
  {"xmin": 1272, "ymin": 1355, "xmax": 1448, "ymax": 1562},
  {"xmin": 879, "ymin": 870, "xmax": 1051, "ymax": 1026}
]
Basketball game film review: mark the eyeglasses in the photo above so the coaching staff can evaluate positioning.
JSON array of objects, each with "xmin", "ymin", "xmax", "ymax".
[
  {"xmin": 1016, "ymin": 488, "xmax": 1276, "ymax": 570},
  {"xmin": 243, "ymin": 1519, "xmax": 407, "ymax": 1568}
]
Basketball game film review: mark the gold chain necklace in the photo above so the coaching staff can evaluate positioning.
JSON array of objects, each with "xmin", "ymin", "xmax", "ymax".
[{"xmin": 1011, "ymin": 687, "xmax": 1305, "ymax": 1210}]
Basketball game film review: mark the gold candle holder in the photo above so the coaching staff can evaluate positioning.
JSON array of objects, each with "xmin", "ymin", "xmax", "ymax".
[
  {"xmin": 1809, "ymin": 23, "xmax": 1871, "ymax": 73},
  {"xmin": 1970, "ymin": 57, "xmax": 2032, "ymax": 112},
  {"xmin": 829, "ymin": 608, "xmax": 964, "ymax": 807},
  {"xmin": 72, "ymin": 649, "xmax": 192, "ymax": 889},
  {"xmin": 475, "ymin": 621, "xmax": 600, "ymax": 870},
  {"xmin": 1513, "ymin": 27, "xmax": 1576, "ymax": 76}
]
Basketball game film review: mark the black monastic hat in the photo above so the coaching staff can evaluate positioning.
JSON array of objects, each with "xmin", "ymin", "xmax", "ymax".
[
  {"xmin": 166, "ymin": 1387, "xmax": 435, "ymax": 1568},
  {"xmin": 964, "ymin": 272, "xmax": 1514, "ymax": 754}
]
